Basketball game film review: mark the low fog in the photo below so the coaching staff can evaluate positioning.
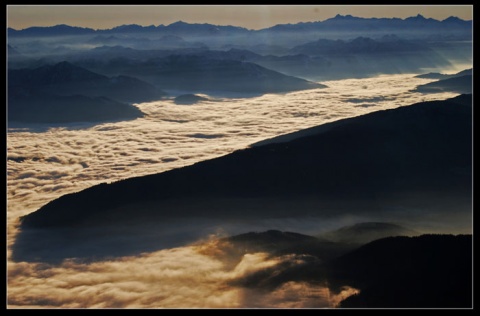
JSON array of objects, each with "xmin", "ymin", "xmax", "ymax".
[
  {"xmin": 8, "ymin": 242, "xmax": 358, "ymax": 308},
  {"xmin": 7, "ymin": 74, "xmax": 469, "ymax": 308}
]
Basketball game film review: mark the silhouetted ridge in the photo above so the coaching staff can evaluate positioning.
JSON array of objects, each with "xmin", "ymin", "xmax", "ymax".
[
  {"xmin": 8, "ymin": 61, "xmax": 167, "ymax": 124},
  {"xmin": 8, "ymin": 15, "xmax": 471, "ymax": 38},
  {"xmin": 18, "ymin": 94, "xmax": 472, "ymax": 229},
  {"xmin": 117, "ymin": 55, "xmax": 324, "ymax": 95},
  {"xmin": 328, "ymin": 234, "xmax": 472, "ymax": 308},
  {"xmin": 8, "ymin": 93, "xmax": 143, "ymax": 124},
  {"xmin": 414, "ymin": 74, "xmax": 472, "ymax": 94},
  {"xmin": 9, "ymin": 61, "xmax": 166, "ymax": 103}
]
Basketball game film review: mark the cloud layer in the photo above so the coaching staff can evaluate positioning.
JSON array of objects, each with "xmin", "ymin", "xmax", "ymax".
[
  {"xmin": 7, "ymin": 243, "xmax": 357, "ymax": 308},
  {"xmin": 7, "ymin": 74, "xmax": 457, "ymax": 221},
  {"xmin": 7, "ymin": 73, "xmax": 461, "ymax": 308}
]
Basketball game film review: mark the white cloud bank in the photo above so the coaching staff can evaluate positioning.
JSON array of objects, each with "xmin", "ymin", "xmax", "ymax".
[
  {"xmin": 7, "ymin": 73, "xmax": 462, "ymax": 308},
  {"xmin": 8, "ymin": 244, "xmax": 357, "ymax": 308}
]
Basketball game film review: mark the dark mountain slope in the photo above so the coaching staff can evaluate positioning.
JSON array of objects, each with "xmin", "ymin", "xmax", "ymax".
[
  {"xmin": 328, "ymin": 234, "xmax": 472, "ymax": 308},
  {"xmin": 19, "ymin": 94, "xmax": 472, "ymax": 228},
  {"xmin": 208, "ymin": 232, "xmax": 472, "ymax": 307},
  {"xmin": 13, "ymin": 94, "xmax": 472, "ymax": 262}
]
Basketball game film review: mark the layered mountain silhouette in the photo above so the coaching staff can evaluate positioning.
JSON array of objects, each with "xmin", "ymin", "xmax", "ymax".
[
  {"xmin": 258, "ymin": 14, "xmax": 471, "ymax": 41},
  {"xmin": 11, "ymin": 39, "xmax": 457, "ymax": 83},
  {"xmin": 414, "ymin": 68, "xmax": 472, "ymax": 80},
  {"xmin": 7, "ymin": 61, "xmax": 167, "ymax": 124},
  {"xmin": 413, "ymin": 69, "xmax": 473, "ymax": 93},
  {"xmin": 8, "ymin": 15, "xmax": 471, "ymax": 41},
  {"xmin": 9, "ymin": 61, "xmax": 166, "ymax": 103},
  {"xmin": 96, "ymin": 55, "xmax": 325, "ymax": 96},
  {"xmin": 12, "ymin": 94, "xmax": 472, "ymax": 262},
  {"xmin": 85, "ymin": 34, "xmax": 207, "ymax": 50},
  {"xmin": 8, "ymin": 15, "xmax": 471, "ymax": 83},
  {"xmin": 328, "ymin": 234, "xmax": 472, "ymax": 308},
  {"xmin": 39, "ymin": 49, "xmax": 325, "ymax": 95}
]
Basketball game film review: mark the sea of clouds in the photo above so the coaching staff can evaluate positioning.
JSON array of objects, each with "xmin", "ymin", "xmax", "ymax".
[{"xmin": 7, "ymin": 74, "xmax": 460, "ymax": 308}]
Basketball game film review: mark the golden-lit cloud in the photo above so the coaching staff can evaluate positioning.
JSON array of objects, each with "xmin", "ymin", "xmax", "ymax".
[
  {"xmin": 7, "ymin": 74, "xmax": 466, "ymax": 308},
  {"xmin": 8, "ymin": 241, "xmax": 359, "ymax": 308}
]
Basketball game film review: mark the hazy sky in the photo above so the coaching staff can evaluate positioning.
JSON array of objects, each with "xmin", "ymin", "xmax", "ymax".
[{"xmin": 7, "ymin": 5, "xmax": 473, "ymax": 30}]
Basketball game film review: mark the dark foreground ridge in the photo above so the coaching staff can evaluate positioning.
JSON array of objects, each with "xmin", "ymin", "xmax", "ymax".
[
  {"xmin": 13, "ymin": 94, "xmax": 472, "ymax": 262},
  {"xmin": 328, "ymin": 234, "xmax": 472, "ymax": 308},
  {"xmin": 207, "ymin": 232, "xmax": 472, "ymax": 308}
]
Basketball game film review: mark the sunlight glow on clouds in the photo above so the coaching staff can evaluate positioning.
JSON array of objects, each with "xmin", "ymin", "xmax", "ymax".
[
  {"xmin": 6, "ymin": 74, "xmax": 460, "ymax": 308},
  {"xmin": 7, "ymin": 74, "xmax": 457, "ymax": 222},
  {"xmin": 7, "ymin": 245, "xmax": 355, "ymax": 308}
]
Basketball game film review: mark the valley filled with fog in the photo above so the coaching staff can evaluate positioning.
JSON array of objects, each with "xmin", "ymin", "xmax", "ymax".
[
  {"xmin": 7, "ymin": 74, "xmax": 469, "ymax": 308},
  {"xmin": 8, "ymin": 74, "xmax": 463, "ymax": 226}
]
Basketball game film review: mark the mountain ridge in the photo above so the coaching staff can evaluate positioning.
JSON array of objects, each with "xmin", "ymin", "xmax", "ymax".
[
  {"xmin": 7, "ymin": 61, "xmax": 163, "ymax": 124},
  {"xmin": 329, "ymin": 234, "xmax": 472, "ymax": 307},
  {"xmin": 8, "ymin": 14, "xmax": 471, "ymax": 36},
  {"xmin": 12, "ymin": 94, "xmax": 472, "ymax": 262},
  {"xmin": 8, "ymin": 61, "xmax": 167, "ymax": 103},
  {"xmin": 18, "ymin": 94, "xmax": 472, "ymax": 229}
]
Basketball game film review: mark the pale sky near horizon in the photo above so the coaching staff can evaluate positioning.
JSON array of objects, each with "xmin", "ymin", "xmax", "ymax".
[{"xmin": 7, "ymin": 5, "xmax": 473, "ymax": 31}]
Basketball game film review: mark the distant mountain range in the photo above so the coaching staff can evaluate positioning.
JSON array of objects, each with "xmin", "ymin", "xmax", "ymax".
[
  {"xmin": 85, "ymin": 34, "xmax": 208, "ymax": 50},
  {"xmin": 9, "ymin": 61, "xmax": 166, "ymax": 103},
  {"xmin": 8, "ymin": 14, "xmax": 472, "ymax": 83},
  {"xmin": 7, "ymin": 59, "xmax": 325, "ymax": 124},
  {"xmin": 113, "ymin": 55, "xmax": 324, "ymax": 95},
  {"xmin": 7, "ymin": 61, "xmax": 167, "ymax": 124},
  {"xmin": 7, "ymin": 14, "xmax": 471, "ymax": 40},
  {"xmin": 8, "ymin": 36, "xmax": 458, "ymax": 83},
  {"xmin": 414, "ymin": 68, "xmax": 472, "ymax": 80},
  {"xmin": 413, "ymin": 69, "xmax": 472, "ymax": 94}
]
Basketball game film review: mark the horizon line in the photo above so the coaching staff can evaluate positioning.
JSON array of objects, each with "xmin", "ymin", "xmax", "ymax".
[{"xmin": 7, "ymin": 13, "xmax": 472, "ymax": 32}]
